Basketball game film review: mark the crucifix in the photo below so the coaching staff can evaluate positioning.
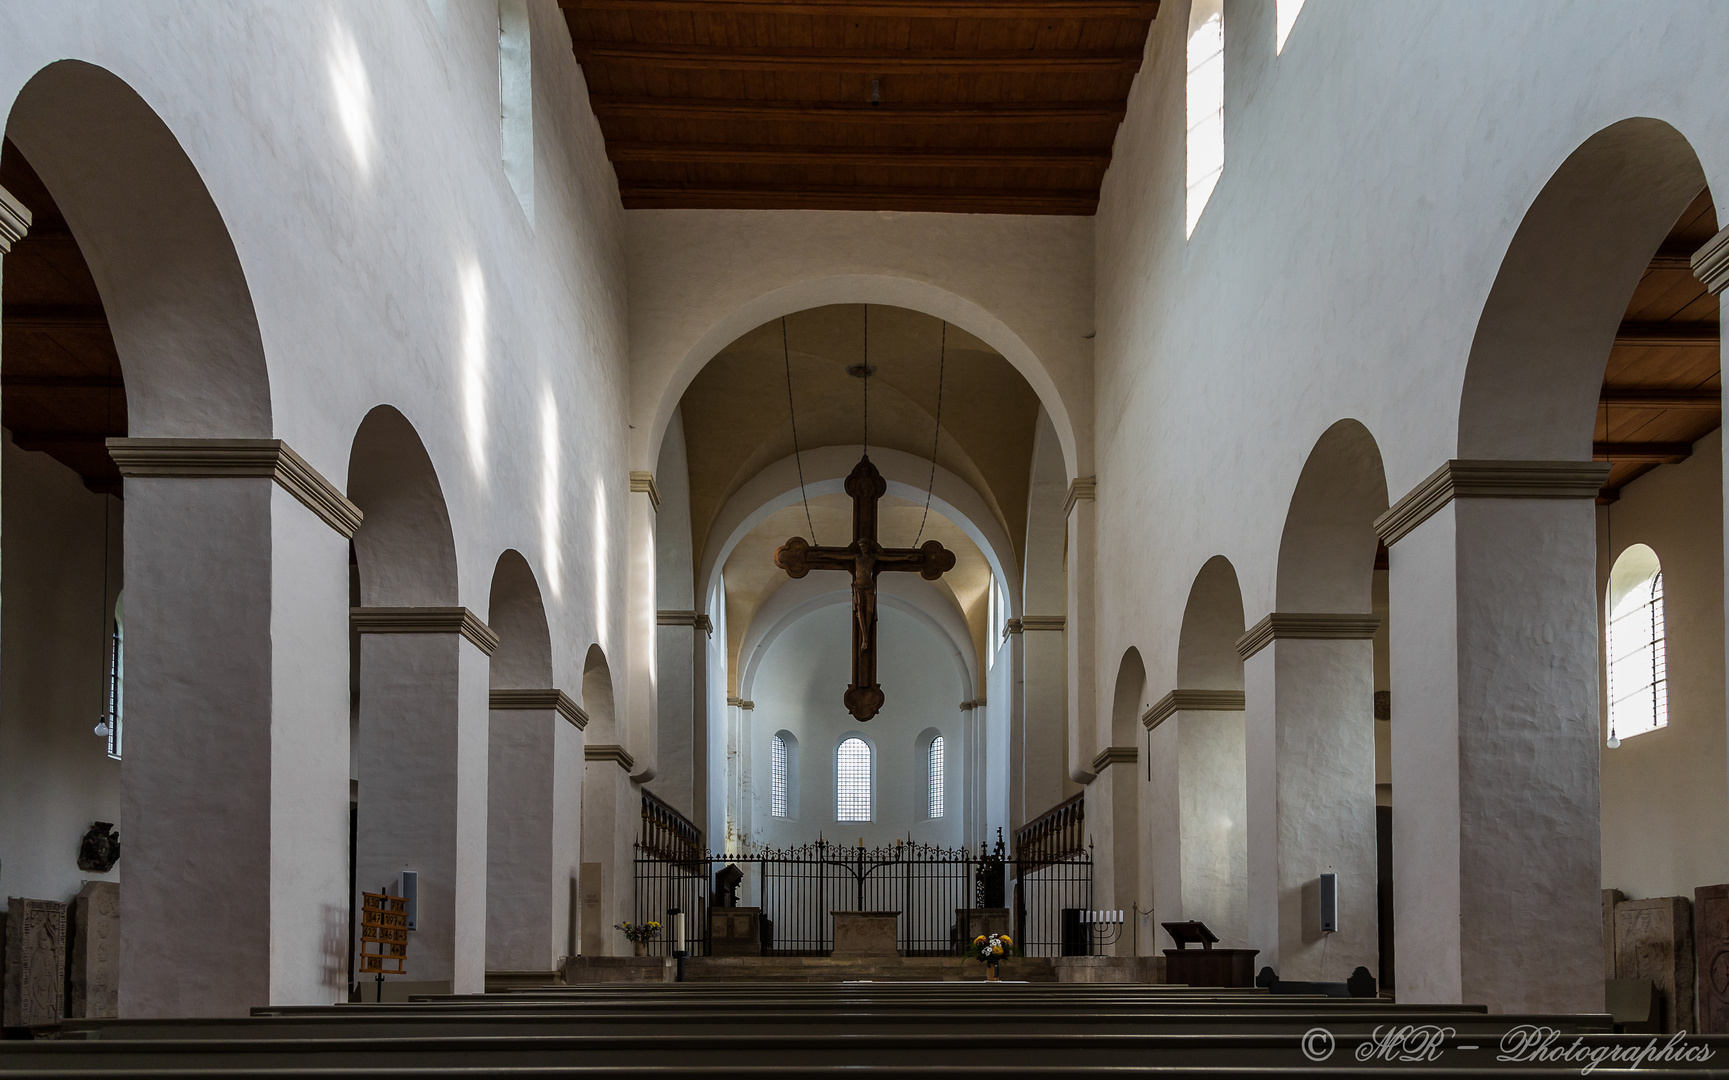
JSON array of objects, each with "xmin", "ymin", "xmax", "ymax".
[{"xmin": 773, "ymin": 454, "xmax": 957, "ymax": 721}]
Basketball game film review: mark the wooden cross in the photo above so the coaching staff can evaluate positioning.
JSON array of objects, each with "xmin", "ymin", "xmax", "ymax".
[{"xmin": 774, "ymin": 455, "xmax": 957, "ymax": 721}]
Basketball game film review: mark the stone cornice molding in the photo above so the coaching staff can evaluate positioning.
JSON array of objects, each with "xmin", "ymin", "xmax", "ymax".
[
  {"xmin": 584, "ymin": 743, "xmax": 636, "ymax": 771},
  {"xmin": 1090, "ymin": 746, "xmax": 1138, "ymax": 772},
  {"xmin": 725, "ymin": 696, "xmax": 755, "ymax": 710},
  {"xmin": 350, "ymin": 606, "xmax": 500, "ymax": 655},
  {"xmin": 1693, "ymin": 224, "xmax": 1729, "ymax": 295},
  {"xmin": 629, "ymin": 471, "xmax": 660, "ymax": 512},
  {"xmin": 657, "ymin": 609, "xmax": 714, "ymax": 635},
  {"xmin": 107, "ymin": 438, "xmax": 364, "ymax": 538},
  {"xmin": 1236, "ymin": 613, "xmax": 1381, "ymax": 661},
  {"xmin": 1063, "ymin": 476, "xmax": 1097, "ymax": 517},
  {"xmin": 1374, "ymin": 460, "xmax": 1611, "ymax": 546},
  {"xmin": 960, "ymin": 698, "xmax": 985, "ymax": 711},
  {"xmin": 1003, "ymin": 617, "xmax": 1022, "ymax": 637},
  {"xmin": 488, "ymin": 688, "xmax": 588, "ymax": 729},
  {"xmin": 1021, "ymin": 615, "xmax": 1066, "ymax": 631},
  {"xmin": 0, "ymin": 186, "xmax": 31, "ymax": 252},
  {"xmin": 1142, "ymin": 688, "xmax": 1246, "ymax": 730}
]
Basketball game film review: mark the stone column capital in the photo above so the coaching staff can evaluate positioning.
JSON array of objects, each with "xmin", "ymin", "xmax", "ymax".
[
  {"xmin": 1236, "ymin": 612, "xmax": 1381, "ymax": 661},
  {"xmin": 107, "ymin": 437, "xmax": 363, "ymax": 537},
  {"xmin": 350, "ymin": 606, "xmax": 499, "ymax": 655},
  {"xmin": 489, "ymin": 687, "xmax": 587, "ymax": 729},
  {"xmin": 0, "ymin": 185, "xmax": 32, "ymax": 253},
  {"xmin": 1375, "ymin": 459, "xmax": 1609, "ymax": 545}
]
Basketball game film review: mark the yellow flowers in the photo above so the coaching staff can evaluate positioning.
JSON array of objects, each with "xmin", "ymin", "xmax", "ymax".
[{"xmin": 973, "ymin": 935, "xmax": 987, "ymax": 945}]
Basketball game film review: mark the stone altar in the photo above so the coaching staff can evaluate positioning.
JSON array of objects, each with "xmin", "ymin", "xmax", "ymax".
[
  {"xmin": 1695, "ymin": 884, "xmax": 1729, "ymax": 1034},
  {"xmin": 3, "ymin": 897, "xmax": 67, "ymax": 1027},
  {"xmin": 1614, "ymin": 895, "xmax": 1694, "ymax": 1034},
  {"xmin": 709, "ymin": 906, "xmax": 768, "ymax": 956},
  {"xmin": 954, "ymin": 908, "xmax": 1011, "ymax": 952},
  {"xmin": 68, "ymin": 881, "xmax": 119, "ymax": 1019},
  {"xmin": 831, "ymin": 910, "xmax": 899, "ymax": 956}
]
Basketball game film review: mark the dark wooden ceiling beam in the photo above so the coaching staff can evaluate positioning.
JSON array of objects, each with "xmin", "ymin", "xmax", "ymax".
[
  {"xmin": 1615, "ymin": 321, "xmax": 1719, "ymax": 347},
  {"xmin": 1594, "ymin": 441, "xmax": 1694, "ymax": 464},
  {"xmin": 608, "ymin": 142, "xmax": 1110, "ymax": 168},
  {"xmin": 3, "ymin": 306, "xmax": 109, "ymax": 333},
  {"xmin": 564, "ymin": 1, "xmax": 1158, "ymax": 17},
  {"xmin": 589, "ymin": 96, "xmax": 1128, "ymax": 124},
  {"xmin": 571, "ymin": 43, "xmax": 1143, "ymax": 73},
  {"xmin": 1599, "ymin": 387, "xmax": 1721, "ymax": 410},
  {"xmin": 620, "ymin": 182, "xmax": 1096, "ymax": 213}
]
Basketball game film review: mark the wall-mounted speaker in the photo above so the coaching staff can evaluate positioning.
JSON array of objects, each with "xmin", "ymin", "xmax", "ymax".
[{"xmin": 1319, "ymin": 872, "xmax": 1337, "ymax": 934}]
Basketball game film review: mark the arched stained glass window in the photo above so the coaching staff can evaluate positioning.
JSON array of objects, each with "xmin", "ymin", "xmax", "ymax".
[
  {"xmin": 771, "ymin": 734, "xmax": 789, "ymax": 818},
  {"xmin": 927, "ymin": 736, "xmax": 945, "ymax": 819},
  {"xmin": 837, "ymin": 737, "xmax": 872, "ymax": 822}
]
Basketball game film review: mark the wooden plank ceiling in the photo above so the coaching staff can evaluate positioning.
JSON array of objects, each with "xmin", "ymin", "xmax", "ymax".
[
  {"xmin": 1597, "ymin": 188, "xmax": 1722, "ymax": 502},
  {"xmin": 558, "ymin": 0, "xmax": 1159, "ymax": 214}
]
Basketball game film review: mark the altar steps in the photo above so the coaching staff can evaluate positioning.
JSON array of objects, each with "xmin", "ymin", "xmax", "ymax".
[{"xmin": 3, "ymin": 981, "xmax": 1721, "ymax": 1076}]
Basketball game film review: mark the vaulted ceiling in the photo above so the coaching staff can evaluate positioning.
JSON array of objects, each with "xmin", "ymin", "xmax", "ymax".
[{"xmin": 558, "ymin": 0, "xmax": 1159, "ymax": 214}]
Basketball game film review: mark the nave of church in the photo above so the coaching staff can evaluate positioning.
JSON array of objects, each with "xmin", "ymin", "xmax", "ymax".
[{"xmin": 1, "ymin": 0, "xmax": 1728, "ymax": 1073}]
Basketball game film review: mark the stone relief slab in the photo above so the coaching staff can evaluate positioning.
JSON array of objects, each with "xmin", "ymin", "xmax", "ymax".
[
  {"xmin": 3, "ymin": 897, "xmax": 67, "ymax": 1027},
  {"xmin": 68, "ymin": 881, "xmax": 119, "ymax": 1019},
  {"xmin": 1615, "ymin": 895, "xmax": 1695, "ymax": 1034},
  {"xmin": 1695, "ymin": 884, "xmax": 1729, "ymax": 1035}
]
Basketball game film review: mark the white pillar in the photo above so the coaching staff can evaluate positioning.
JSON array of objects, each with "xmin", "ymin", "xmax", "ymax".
[
  {"xmin": 352, "ymin": 608, "xmax": 495, "ymax": 994},
  {"xmin": 581, "ymin": 745, "xmax": 636, "ymax": 955},
  {"xmin": 1381, "ymin": 460, "xmax": 1606, "ymax": 1012},
  {"xmin": 110, "ymin": 440, "xmax": 357, "ymax": 1015},
  {"xmin": 1066, "ymin": 478, "xmax": 1097, "ymax": 783},
  {"xmin": 1087, "ymin": 748, "xmax": 1139, "ymax": 954},
  {"xmin": 626, "ymin": 473, "xmax": 658, "ymax": 782},
  {"xmin": 486, "ymin": 689, "xmax": 585, "ymax": 972},
  {"xmin": 1020, "ymin": 617, "xmax": 1068, "ymax": 823},
  {"xmin": 1240, "ymin": 614, "xmax": 1380, "ymax": 981}
]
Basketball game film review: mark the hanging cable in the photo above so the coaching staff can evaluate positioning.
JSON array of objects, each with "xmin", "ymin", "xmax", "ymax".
[
  {"xmin": 862, "ymin": 305, "xmax": 869, "ymax": 457},
  {"xmin": 783, "ymin": 316, "xmax": 817, "ymax": 545},
  {"xmin": 914, "ymin": 321, "xmax": 947, "ymax": 546}
]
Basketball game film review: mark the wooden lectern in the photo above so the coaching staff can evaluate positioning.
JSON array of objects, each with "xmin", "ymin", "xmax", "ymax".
[{"xmin": 1161, "ymin": 920, "xmax": 1257, "ymax": 988}]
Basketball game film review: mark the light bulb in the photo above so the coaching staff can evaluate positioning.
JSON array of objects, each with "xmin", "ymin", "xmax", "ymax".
[
  {"xmin": 93, "ymin": 721, "xmax": 110, "ymax": 738},
  {"xmin": 1606, "ymin": 732, "xmax": 1620, "ymax": 749}
]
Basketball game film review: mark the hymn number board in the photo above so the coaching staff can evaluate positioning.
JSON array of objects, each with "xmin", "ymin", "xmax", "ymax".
[{"xmin": 359, "ymin": 891, "xmax": 409, "ymax": 975}]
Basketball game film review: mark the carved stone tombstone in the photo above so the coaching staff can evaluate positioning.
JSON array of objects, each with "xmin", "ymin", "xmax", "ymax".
[
  {"xmin": 68, "ymin": 881, "xmax": 119, "ymax": 1019},
  {"xmin": 3, "ymin": 898, "xmax": 67, "ymax": 1027},
  {"xmin": 1695, "ymin": 884, "xmax": 1729, "ymax": 1034},
  {"xmin": 1615, "ymin": 896, "xmax": 1695, "ymax": 1034}
]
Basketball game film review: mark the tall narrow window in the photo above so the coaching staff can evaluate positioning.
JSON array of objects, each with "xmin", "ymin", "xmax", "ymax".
[
  {"xmin": 771, "ymin": 734, "xmax": 789, "ymax": 818},
  {"xmin": 1185, "ymin": 0, "xmax": 1225, "ymax": 238},
  {"xmin": 927, "ymin": 736, "xmax": 945, "ymax": 819},
  {"xmin": 837, "ymin": 737, "xmax": 872, "ymax": 822},
  {"xmin": 498, "ymin": 0, "xmax": 533, "ymax": 221},
  {"xmin": 1607, "ymin": 545, "xmax": 1668, "ymax": 743},
  {"xmin": 100, "ymin": 592, "xmax": 123, "ymax": 760}
]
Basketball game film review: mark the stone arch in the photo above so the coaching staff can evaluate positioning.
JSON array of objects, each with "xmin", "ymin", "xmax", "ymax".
[
  {"xmin": 487, "ymin": 550, "xmax": 553, "ymax": 690},
  {"xmin": 1276, "ymin": 419, "xmax": 1388, "ymax": 611},
  {"xmin": 582, "ymin": 643, "xmax": 617, "ymax": 743},
  {"xmin": 644, "ymin": 275, "xmax": 1080, "ymax": 483},
  {"xmin": 1178, "ymin": 556, "xmax": 1245, "ymax": 690},
  {"xmin": 1458, "ymin": 118, "xmax": 1707, "ymax": 460},
  {"xmin": 1110, "ymin": 647, "xmax": 1148, "ymax": 746},
  {"xmin": 4, "ymin": 60, "xmax": 271, "ymax": 437},
  {"xmin": 348, "ymin": 406, "xmax": 458, "ymax": 606}
]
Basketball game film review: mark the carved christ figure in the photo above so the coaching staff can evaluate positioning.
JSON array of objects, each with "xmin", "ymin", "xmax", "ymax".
[{"xmin": 774, "ymin": 455, "xmax": 957, "ymax": 721}]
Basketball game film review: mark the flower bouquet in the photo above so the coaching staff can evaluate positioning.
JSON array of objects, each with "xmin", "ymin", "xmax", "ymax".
[
  {"xmin": 616, "ymin": 920, "xmax": 662, "ymax": 956},
  {"xmin": 972, "ymin": 932, "xmax": 1013, "ymax": 980}
]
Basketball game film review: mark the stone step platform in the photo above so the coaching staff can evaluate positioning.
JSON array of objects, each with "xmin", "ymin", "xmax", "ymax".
[{"xmin": 5, "ymin": 983, "xmax": 1721, "ymax": 1076}]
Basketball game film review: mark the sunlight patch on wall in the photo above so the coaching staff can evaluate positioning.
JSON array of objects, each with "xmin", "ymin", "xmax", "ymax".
[
  {"xmin": 540, "ymin": 391, "xmax": 562, "ymax": 598},
  {"xmin": 327, "ymin": 21, "xmax": 375, "ymax": 182},
  {"xmin": 593, "ymin": 482, "xmax": 610, "ymax": 651},
  {"xmin": 1185, "ymin": 1, "xmax": 1225, "ymax": 239},
  {"xmin": 459, "ymin": 262, "xmax": 489, "ymax": 476},
  {"xmin": 1275, "ymin": 0, "xmax": 1306, "ymax": 55}
]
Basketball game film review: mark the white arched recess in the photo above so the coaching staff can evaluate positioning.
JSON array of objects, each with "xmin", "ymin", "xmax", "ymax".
[
  {"xmin": 738, "ymin": 574, "xmax": 977, "ymax": 705},
  {"xmin": 698, "ymin": 445, "xmax": 1022, "ymax": 621},
  {"xmin": 637, "ymin": 276, "xmax": 1080, "ymax": 483}
]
